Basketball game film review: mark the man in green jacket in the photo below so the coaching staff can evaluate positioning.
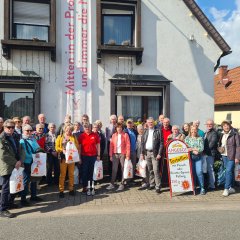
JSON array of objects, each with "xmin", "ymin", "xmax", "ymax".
[{"xmin": 0, "ymin": 119, "xmax": 25, "ymax": 218}]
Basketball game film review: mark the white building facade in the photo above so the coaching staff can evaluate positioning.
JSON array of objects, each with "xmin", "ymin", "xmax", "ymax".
[{"xmin": 0, "ymin": 0, "xmax": 231, "ymax": 127}]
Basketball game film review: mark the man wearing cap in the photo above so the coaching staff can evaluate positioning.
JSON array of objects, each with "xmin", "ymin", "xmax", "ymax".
[
  {"xmin": 0, "ymin": 119, "xmax": 25, "ymax": 218},
  {"xmin": 124, "ymin": 119, "xmax": 138, "ymax": 179}
]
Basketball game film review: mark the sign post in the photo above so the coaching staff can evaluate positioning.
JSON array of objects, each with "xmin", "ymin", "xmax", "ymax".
[{"xmin": 166, "ymin": 140, "xmax": 195, "ymax": 198}]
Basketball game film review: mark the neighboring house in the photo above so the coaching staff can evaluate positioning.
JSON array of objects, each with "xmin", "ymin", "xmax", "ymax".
[
  {"xmin": 215, "ymin": 65, "xmax": 240, "ymax": 128},
  {"xmin": 0, "ymin": 0, "xmax": 231, "ymax": 127}
]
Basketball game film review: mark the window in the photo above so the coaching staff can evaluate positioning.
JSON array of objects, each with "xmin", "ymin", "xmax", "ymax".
[
  {"xmin": 102, "ymin": 7, "xmax": 134, "ymax": 46},
  {"xmin": 97, "ymin": 0, "xmax": 143, "ymax": 65},
  {"xmin": 1, "ymin": 0, "xmax": 56, "ymax": 61},
  {"xmin": 12, "ymin": 0, "xmax": 50, "ymax": 41}
]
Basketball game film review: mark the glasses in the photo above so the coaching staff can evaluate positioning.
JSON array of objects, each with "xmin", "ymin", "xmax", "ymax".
[
  {"xmin": 14, "ymin": 121, "xmax": 21, "ymax": 123},
  {"xmin": 25, "ymin": 130, "xmax": 32, "ymax": 132},
  {"xmin": 6, "ymin": 126, "xmax": 14, "ymax": 129},
  {"xmin": 38, "ymin": 128, "xmax": 44, "ymax": 130}
]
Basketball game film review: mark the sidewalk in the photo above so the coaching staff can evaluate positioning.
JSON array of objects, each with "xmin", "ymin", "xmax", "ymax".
[{"xmin": 9, "ymin": 181, "xmax": 240, "ymax": 219}]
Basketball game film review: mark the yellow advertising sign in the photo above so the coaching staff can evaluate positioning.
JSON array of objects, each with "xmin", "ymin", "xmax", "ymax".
[{"xmin": 169, "ymin": 154, "xmax": 188, "ymax": 165}]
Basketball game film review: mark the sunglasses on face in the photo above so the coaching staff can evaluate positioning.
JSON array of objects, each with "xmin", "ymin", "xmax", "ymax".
[
  {"xmin": 6, "ymin": 126, "xmax": 14, "ymax": 129},
  {"xmin": 25, "ymin": 130, "xmax": 32, "ymax": 132}
]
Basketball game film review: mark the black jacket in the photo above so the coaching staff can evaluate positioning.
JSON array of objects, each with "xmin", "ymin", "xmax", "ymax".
[
  {"xmin": 141, "ymin": 128, "xmax": 163, "ymax": 158},
  {"xmin": 204, "ymin": 129, "xmax": 218, "ymax": 158}
]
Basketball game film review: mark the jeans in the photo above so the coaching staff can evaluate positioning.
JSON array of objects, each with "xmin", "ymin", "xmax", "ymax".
[
  {"xmin": 222, "ymin": 156, "xmax": 235, "ymax": 189},
  {"xmin": 46, "ymin": 153, "xmax": 60, "ymax": 185},
  {"xmin": 81, "ymin": 156, "xmax": 96, "ymax": 188},
  {"xmin": 191, "ymin": 154, "xmax": 204, "ymax": 189},
  {"xmin": 21, "ymin": 163, "xmax": 37, "ymax": 201},
  {"xmin": 206, "ymin": 156, "xmax": 215, "ymax": 188},
  {"xmin": 0, "ymin": 175, "xmax": 14, "ymax": 211}
]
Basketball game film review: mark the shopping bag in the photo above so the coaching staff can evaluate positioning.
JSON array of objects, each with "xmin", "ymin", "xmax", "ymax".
[
  {"xmin": 123, "ymin": 159, "xmax": 133, "ymax": 179},
  {"xmin": 93, "ymin": 160, "xmax": 103, "ymax": 181},
  {"xmin": 235, "ymin": 163, "xmax": 240, "ymax": 182},
  {"xmin": 202, "ymin": 155, "xmax": 207, "ymax": 174},
  {"xmin": 135, "ymin": 159, "xmax": 147, "ymax": 178},
  {"xmin": 31, "ymin": 152, "xmax": 47, "ymax": 177},
  {"xmin": 10, "ymin": 167, "xmax": 24, "ymax": 194},
  {"xmin": 74, "ymin": 166, "xmax": 79, "ymax": 185},
  {"xmin": 65, "ymin": 141, "xmax": 79, "ymax": 164}
]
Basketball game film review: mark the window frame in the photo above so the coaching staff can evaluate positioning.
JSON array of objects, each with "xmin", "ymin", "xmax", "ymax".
[
  {"xmin": 96, "ymin": 0, "xmax": 143, "ymax": 65},
  {"xmin": 1, "ymin": 0, "xmax": 56, "ymax": 61}
]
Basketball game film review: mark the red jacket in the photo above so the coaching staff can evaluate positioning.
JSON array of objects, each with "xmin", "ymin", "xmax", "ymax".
[{"xmin": 109, "ymin": 132, "xmax": 130, "ymax": 158}]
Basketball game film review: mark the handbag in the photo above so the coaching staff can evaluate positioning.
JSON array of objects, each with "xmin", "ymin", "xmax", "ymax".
[{"xmin": 217, "ymin": 146, "xmax": 225, "ymax": 154}]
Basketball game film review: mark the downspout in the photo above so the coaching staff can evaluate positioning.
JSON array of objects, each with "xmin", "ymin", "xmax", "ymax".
[{"xmin": 214, "ymin": 51, "xmax": 232, "ymax": 72}]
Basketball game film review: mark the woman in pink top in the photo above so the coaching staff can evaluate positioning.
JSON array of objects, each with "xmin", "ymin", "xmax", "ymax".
[{"xmin": 106, "ymin": 123, "xmax": 130, "ymax": 191}]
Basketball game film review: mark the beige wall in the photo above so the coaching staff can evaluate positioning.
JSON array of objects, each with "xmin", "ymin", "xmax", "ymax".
[{"xmin": 215, "ymin": 110, "xmax": 240, "ymax": 129}]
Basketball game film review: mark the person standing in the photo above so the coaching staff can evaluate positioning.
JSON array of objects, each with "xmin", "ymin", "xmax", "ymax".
[
  {"xmin": 167, "ymin": 125, "xmax": 185, "ymax": 142},
  {"xmin": 203, "ymin": 119, "xmax": 218, "ymax": 190},
  {"xmin": 93, "ymin": 121, "xmax": 106, "ymax": 160},
  {"xmin": 0, "ymin": 120, "xmax": 24, "ymax": 218},
  {"xmin": 124, "ymin": 119, "xmax": 138, "ymax": 178},
  {"xmin": 56, "ymin": 124, "xmax": 79, "ymax": 198},
  {"xmin": 106, "ymin": 123, "xmax": 130, "ymax": 191},
  {"xmin": 218, "ymin": 120, "xmax": 240, "ymax": 197},
  {"xmin": 0, "ymin": 117, "xmax": 4, "ymax": 134},
  {"xmin": 45, "ymin": 123, "xmax": 59, "ymax": 186},
  {"xmin": 78, "ymin": 123, "xmax": 100, "ymax": 195},
  {"xmin": 185, "ymin": 126, "xmax": 205, "ymax": 195},
  {"xmin": 141, "ymin": 117, "xmax": 163, "ymax": 193},
  {"xmin": 37, "ymin": 113, "xmax": 49, "ymax": 134},
  {"xmin": 193, "ymin": 120, "xmax": 205, "ymax": 138},
  {"xmin": 156, "ymin": 114, "xmax": 165, "ymax": 129}
]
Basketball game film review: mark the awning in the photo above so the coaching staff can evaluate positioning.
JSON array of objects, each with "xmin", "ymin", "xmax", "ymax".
[{"xmin": 0, "ymin": 70, "xmax": 41, "ymax": 81}]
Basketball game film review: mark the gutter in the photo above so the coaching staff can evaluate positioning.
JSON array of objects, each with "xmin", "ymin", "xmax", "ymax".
[{"xmin": 214, "ymin": 50, "xmax": 232, "ymax": 72}]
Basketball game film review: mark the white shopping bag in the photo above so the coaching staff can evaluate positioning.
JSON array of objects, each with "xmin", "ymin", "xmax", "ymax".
[
  {"xmin": 202, "ymin": 155, "xmax": 207, "ymax": 174},
  {"xmin": 74, "ymin": 166, "xmax": 79, "ymax": 185},
  {"xmin": 135, "ymin": 159, "xmax": 147, "ymax": 178},
  {"xmin": 10, "ymin": 167, "xmax": 24, "ymax": 194},
  {"xmin": 31, "ymin": 152, "xmax": 47, "ymax": 177},
  {"xmin": 235, "ymin": 163, "xmax": 240, "ymax": 182},
  {"xmin": 65, "ymin": 141, "xmax": 79, "ymax": 164},
  {"xmin": 123, "ymin": 159, "xmax": 133, "ymax": 179},
  {"xmin": 93, "ymin": 160, "xmax": 103, "ymax": 181}
]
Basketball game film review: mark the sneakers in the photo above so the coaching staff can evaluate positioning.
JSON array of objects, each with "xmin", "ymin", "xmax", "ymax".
[
  {"xmin": 87, "ymin": 189, "xmax": 91, "ymax": 196},
  {"xmin": 222, "ymin": 187, "xmax": 236, "ymax": 197},
  {"xmin": 228, "ymin": 187, "xmax": 236, "ymax": 194},
  {"xmin": 138, "ymin": 183, "xmax": 148, "ymax": 191},
  {"xmin": 0, "ymin": 210, "xmax": 15, "ymax": 218},
  {"xmin": 30, "ymin": 196, "xmax": 43, "ymax": 202},
  {"xmin": 222, "ymin": 189, "xmax": 229, "ymax": 197},
  {"xmin": 106, "ymin": 184, "xmax": 115, "ymax": 190},
  {"xmin": 116, "ymin": 184, "xmax": 124, "ymax": 191},
  {"xmin": 156, "ymin": 189, "xmax": 161, "ymax": 194},
  {"xmin": 91, "ymin": 189, "xmax": 95, "ymax": 196},
  {"xmin": 59, "ymin": 192, "xmax": 65, "ymax": 198},
  {"xmin": 200, "ymin": 188, "xmax": 206, "ymax": 195}
]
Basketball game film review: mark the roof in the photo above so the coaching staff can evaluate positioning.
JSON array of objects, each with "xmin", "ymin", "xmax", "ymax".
[
  {"xmin": 183, "ymin": 0, "xmax": 231, "ymax": 54},
  {"xmin": 215, "ymin": 67, "xmax": 240, "ymax": 105}
]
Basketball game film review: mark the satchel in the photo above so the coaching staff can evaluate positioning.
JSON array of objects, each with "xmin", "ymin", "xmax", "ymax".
[{"xmin": 217, "ymin": 146, "xmax": 225, "ymax": 154}]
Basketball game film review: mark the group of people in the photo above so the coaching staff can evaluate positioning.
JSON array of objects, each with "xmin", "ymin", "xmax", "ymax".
[{"xmin": 0, "ymin": 113, "xmax": 239, "ymax": 218}]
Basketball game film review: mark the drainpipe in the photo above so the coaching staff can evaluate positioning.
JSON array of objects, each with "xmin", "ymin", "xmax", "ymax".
[{"xmin": 214, "ymin": 51, "xmax": 232, "ymax": 72}]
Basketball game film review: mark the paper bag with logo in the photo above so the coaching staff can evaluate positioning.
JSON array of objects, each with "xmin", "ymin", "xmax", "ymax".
[
  {"xmin": 10, "ymin": 167, "xmax": 24, "ymax": 194},
  {"xmin": 65, "ymin": 141, "xmax": 79, "ymax": 164},
  {"xmin": 135, "ymin": 159, "xmax": 147, "ymax": 178},
  {"xmin": 93, "ymin": 160, "xmax": 103, "ymax": 181},
  {"xmin": 123, "ymin": 159, "xmax": 133, "ymax": 179},
  {"xmin": 31, "ymin": 152, "xmax": 47, "ymax": 177}
]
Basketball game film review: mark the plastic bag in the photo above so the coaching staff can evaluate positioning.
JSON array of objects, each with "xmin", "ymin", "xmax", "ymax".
[
  {"xmin": 65, "ymin": 141, "xmax": 79, "ymax": 164},
  {"xmin": 93, "ymin": 160, "xmax": 103, "ymax": 181},
  {"xmin": 135, "ymin": 159, "xmax": 147, "ymax": 178},
  {"xmin": 74, "ymin": 166, "xmax": 79, "ymax": 185},
  {"xmin": 31, "ymin": 152, "xmax": 47, "ymax": 177},
  {"xmin": 202, "ymin": 155, "xmax": 207, "ymax": 174},
  {"xmin": 123, "ymin": 159, "xmax": 133, "ymax": 179},
  {"xmin": 10, "ymin": 167, "xmax": 24, "ymax": 194},
  {"xmin": 235, "ymin": 163, "xmax": 240, "ymax": 182},
  {"xmin": 217, "ymin": 162, "xmax": 226, "ymax": 186}
]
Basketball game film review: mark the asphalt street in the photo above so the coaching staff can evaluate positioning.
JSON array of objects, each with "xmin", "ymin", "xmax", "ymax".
[{"xmin": 1, "ymin": 208, "xmax": 240, "ymax": 240}]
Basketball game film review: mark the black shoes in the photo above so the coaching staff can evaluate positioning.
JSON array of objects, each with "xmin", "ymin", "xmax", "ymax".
[
  {"xmin": 20, "ymin": 200, "xmax": 31, "ymax": 207},
  {"xmin": 30, "ymin": 196, "xmax": 43, "ymax": 202},
  {"xmin": 148, "ymin": 186, "xmax": 155, "ymax": 190},
  {"xmin": 69, "ymin": 190, "xmax": 75, "ymax": 196},
  {"xmin": 156, "ymin": 189, "xmax": 161, "ymax": 194},
  {"xmin": 8, "ymin": 203, "xmax": 20, "ymax": 210},
  {"xmin": 0, "ymin": 210, "xmax": 16, "ymax": 218},
  {"xmin": 59, "ymin": 192, "xmax": 65, "ymax": 198}
]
